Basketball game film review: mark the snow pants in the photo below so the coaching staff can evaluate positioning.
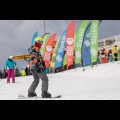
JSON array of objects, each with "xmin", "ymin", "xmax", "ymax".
[
  {"xmin": 7, "ymin": 69, "xmax": 15, "ymax": 82},
  {"xmin": 109, "ymin": 55, "xmax": 113, "ymax": 62},
  {"xmin": 28, "ymin": 69, "xmax": 49, "ymax": 94}
]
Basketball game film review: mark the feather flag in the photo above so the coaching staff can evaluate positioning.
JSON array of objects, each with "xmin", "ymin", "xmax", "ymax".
[
  {"xmin": 55, "ymin": 30, "xmax": 67, "ymax": 70},
  {"xmin": 82, "ymin": 22, "xmax": 91, "ymax": 67},
  {"xmin": 43, "ymin": 33, "xmax": 57, "ymax": 68},
  {"xmin": 40, "ymin": 33, "xmax": 50, "ymax": 57},
  {"xmin": 31, "ymin": 31, "xmax": 38, "ymax": 45},
  {"xmin": 50, "ymin": 37, "xmax": 60, "ymax": 68},
  {"xmin": 90, "ymin": 20, "xmax": 100, "ymax": 64},
  {"xmin": 66, "ymin": 21, "xmax": 75, "ymax": 70},
  {"xmin": 74, "ymin": 20, "xmax": 89, "ymax": 66}
]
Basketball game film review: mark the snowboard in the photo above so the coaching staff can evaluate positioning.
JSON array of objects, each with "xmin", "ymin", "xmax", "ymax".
[
  {"xmin": 12, "ymin": 54, "xmax": 30, "ymax": 60},
  {"xmin": 18, "ymin": 95, "xmax": 61, "ymax": 99}
]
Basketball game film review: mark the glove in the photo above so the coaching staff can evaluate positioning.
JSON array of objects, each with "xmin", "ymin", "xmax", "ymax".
[{"xmin": 7, "ymin": 67, "xmax": 9, "ymax": 70}]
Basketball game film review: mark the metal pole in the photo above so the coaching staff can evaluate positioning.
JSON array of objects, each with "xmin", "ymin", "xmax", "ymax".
[{"xmin": 44, "ymin": 20, "xmax": 46, "ymax": 34}]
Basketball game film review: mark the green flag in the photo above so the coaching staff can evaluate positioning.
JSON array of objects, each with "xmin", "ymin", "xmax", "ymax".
[
  {"xmin": 90, "ymin": 20, "xmax": 99, "ymax": 64},
  {"xmin": 74, "ymin": 20, "xmax": 89, "ymax": 65},
  {"xmin": 40, "ymin": 33, "xmax": 50, "ymax": 57}
]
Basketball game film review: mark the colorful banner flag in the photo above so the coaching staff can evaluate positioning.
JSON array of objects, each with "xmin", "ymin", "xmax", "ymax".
[
  {"xmin": 31, "ymin": 31, "xmax": 38, "ymax": 45},
  {"xmin": 90, "ymin": 20, "xmax": 100, "ymax": 64},
  {"xmin": 40, "ymin": 33, "xmax": 50, "ymax": 57},
  {"xmin": 50, "ymin": 37, "xmax": 60, "ymax": 68},
  {"xmin": 74, "ymin": 33, "xmax": 77, "ymax": 50},
  {"xmin": 82, "ymin": 23, "xmax": 91, "ymax": 67},
  {"xmin": 66, "ymin": 21, "xmax": 75, "ymax": 69},
  {"xmin": 63, "ymin": 53, "xmax": 66, "ymax": 67},
  {"xmin": 62, "ymin": 30, "xmax": 77, "ymax": 69},
  {"xmin": 55, "ymin": 30, "xmax": 67, "ymax": 70},
  {"xmin": 43, "ymin": 33, "xmax": 57, "ymax": 68},
  {"xmin": 74, "ymin": 20, "xmax": 89, "ymax": 65}
]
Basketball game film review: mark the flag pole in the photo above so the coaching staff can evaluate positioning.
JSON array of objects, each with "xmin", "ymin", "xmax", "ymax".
[{"xmin": 44, "ymin": 20, "xmax": 46, "ymax": 34}]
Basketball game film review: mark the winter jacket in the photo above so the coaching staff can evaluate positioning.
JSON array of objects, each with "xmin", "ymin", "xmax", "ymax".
[
  {"xmin": 113, "ymin": 47, "xmax": 118, "ymax": 54},
  {"xmin": 21, "ymin": 69, "xmax": 26, "ymax": 76},
  {"xmin": 28, "ymin": 44, "xmax": 46, "ymax": 72},
  {"xmin": 6, "ymin": 59, "xmax": 16, "ymax": 69},
  {"xmin": 108, "ymin": 50, "xmax": 112, "ymax": 57}
]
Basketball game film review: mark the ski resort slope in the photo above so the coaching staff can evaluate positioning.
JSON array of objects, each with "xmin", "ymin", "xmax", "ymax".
[{"xmin": 0, "ymin": 61, "xmax": 120, "ymax": 100}]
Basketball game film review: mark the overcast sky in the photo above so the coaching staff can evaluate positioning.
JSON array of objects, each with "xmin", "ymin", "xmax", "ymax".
[{"xmin": 0, "ymin": 20, "xmax": 120, "ymax": 70}]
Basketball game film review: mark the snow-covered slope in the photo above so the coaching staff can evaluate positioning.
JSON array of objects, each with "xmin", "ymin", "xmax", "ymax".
[{"xmin": 0, "ymin": 61, "xmax": 120, "ymax": 100}]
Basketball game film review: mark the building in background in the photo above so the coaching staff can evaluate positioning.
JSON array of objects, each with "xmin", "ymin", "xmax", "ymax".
[{"xmin": 98, "ymin": 34, "xmax": 120, "ymax": 50}]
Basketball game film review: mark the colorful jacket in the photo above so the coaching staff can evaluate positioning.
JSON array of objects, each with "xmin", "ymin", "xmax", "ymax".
[
  {"xmin": 6, "ymin": 59, "xmax": 16, "ymax": 69},
  {"xmin": 28, "ymin": 44, "xmax": 46, "ymax": 72}
]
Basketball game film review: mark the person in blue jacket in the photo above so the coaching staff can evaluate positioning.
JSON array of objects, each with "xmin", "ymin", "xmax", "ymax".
[{"xmin": 6, "ymin": 56, "xmax": 16, "ymax": 83}]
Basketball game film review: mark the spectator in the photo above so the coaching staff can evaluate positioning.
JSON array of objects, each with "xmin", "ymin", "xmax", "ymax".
[
  {"xmin": 6, "ymin": 56, "xmax": 17, "ymax": 83},
  {"xmin": 25, "ymin": 67, "xmax": 29, "ymax": 75},
  {"xmin": 118, "ymin": 47, "xmax": 120, "ymax": 60},
  {"xmin": 112, "ymin": 45, "xmax": 118, "ymax": 61},
  {"xmin": 101, "ymin": 48, "xmax": 107, "ymax": 63},
  {"xmin": 2, "ymin": 69, "xmax": 8, "ymax": 79},
  {"xmin": 108, "ymin": 49, "xmax": 113, "ymax": 62},
  {"xmin": 0, "ymin": 69, "xmax": 3, "ymax": 79},
  {"xmin": 98, "ymin": 51, "xmax": 101, "ymax": 64},
  {"xmin": 15, "ymin": 67, "xmax": 20, "ymax": 77}
]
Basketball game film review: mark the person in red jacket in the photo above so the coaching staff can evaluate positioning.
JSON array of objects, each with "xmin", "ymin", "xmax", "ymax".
[
  {"xmin": 108, "ymin": 49, "xmax": 113, "ymax": 62},
  {"xmin": 101, "ymin": 48, "xmax": 107, "ymax": 63}
]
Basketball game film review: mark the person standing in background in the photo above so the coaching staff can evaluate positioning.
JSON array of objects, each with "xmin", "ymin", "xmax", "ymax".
[
  {"xmin": 6, "ymin": 56, "xmax": 16, "ymax": 83},
  {"xmin": 112, "ymin": 45, "xmax": 118, "ymax": 61},
  {"xmin": 118, "ymin": 47, "xmax": 120, "ymax": 60},
  {"xmin": 108, "ymin": 49, "xmax": 113, "ymax": 62}
]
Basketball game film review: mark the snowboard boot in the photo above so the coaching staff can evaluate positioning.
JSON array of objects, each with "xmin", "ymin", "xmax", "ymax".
[
  {"xmin": 28, "ymin": 92, "xmax": 37, "ymax": 97},
  {"xmin": 41, "ymin": 91, "xmax": 51, "ymax": 98},
  {"xmin": 7, "ymin": 81, "xmax": 10, "ymax": 83},
  {"xmin": 12, "ymin": 81, "xmax": 15, "ymax": 83}
]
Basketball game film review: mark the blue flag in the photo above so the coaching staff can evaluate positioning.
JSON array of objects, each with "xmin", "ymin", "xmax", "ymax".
[
  {"xmin": 55, "ymin": 30, "xmax": 67, "ymax": 70},
  {"xmin": 31, "ymin": 31, "xmax": 38, "ymax": 45},
  {"xmin": 82, "ymin": 23, "xmax": 91, "ymax": 67},
  {"xmin": 82, "ymin": 20, "xmax": 102, "ymax": 67}
]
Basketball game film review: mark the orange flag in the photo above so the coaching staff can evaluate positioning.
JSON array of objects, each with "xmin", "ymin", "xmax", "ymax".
[
  {"xmin": 44, "ymin": 33, "xmax": 57, "ymax": 68},
  {"xmin": 66, "ymin": 21, "xmax": 75, "ymax": 70}
]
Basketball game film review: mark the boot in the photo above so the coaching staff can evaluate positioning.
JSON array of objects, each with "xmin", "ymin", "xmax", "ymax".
[
  {"xmin": 28, "ymin": 92, "xmax": 37, "ymax": 97},
  {"xmin": 12, "ymin": 81, "xmax": 15, "ymax": 83},
  {"xmin": 7, "ymin": 81, "xmax": 10, "ymax": 83},
  {"xmin": 42, "ymin": 91, "xmax": 51, "ymax": 98}
]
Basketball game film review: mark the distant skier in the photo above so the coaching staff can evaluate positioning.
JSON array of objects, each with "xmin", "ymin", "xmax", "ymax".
[
  {"xmin": 27, "ymin": 37, "xmax": 51, "ymax": 98},
  {"xmin": 112, "ymin": 45, "xmax": 118, "ymax": 61},
  {"xmin": 6, "ymin": 56, "xmax": 16, "ymax": 83},
  {"xmin": 108, "ymin": 49, "xmax": 113, "ymax": 62}
]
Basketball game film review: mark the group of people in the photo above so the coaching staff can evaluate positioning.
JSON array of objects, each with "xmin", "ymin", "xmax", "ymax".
[{"xmin": 98, "ymin": 45, "xmax": 120, "ymax": 64}]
